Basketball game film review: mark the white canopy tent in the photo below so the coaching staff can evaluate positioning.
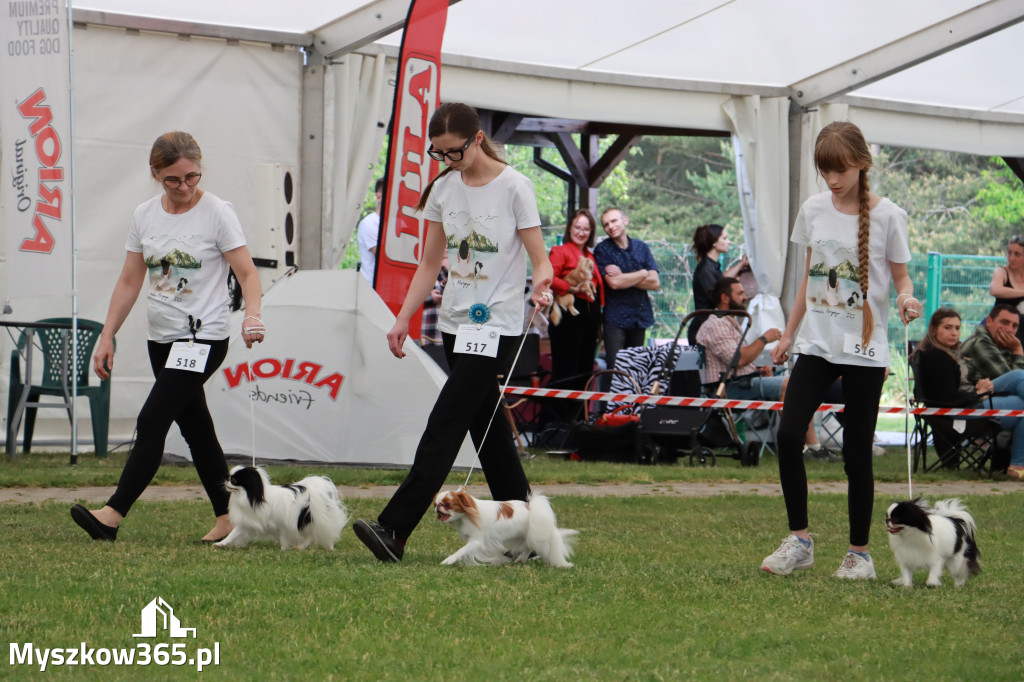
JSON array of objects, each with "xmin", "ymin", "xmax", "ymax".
[{"xmin": 1, "ymin": 0, "xmax": 1022, "ymax": 458}]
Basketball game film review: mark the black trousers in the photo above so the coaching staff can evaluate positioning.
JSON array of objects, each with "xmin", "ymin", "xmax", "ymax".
[
  {"xmin": 776, "ymin": 354, "xmax": 886, "ymax": 547},
  {"xmin": 549, "ymin": 297, "xmax": 600, "ymax": 390},
  {"xmin": 107, "ymin": 339, "xmax": 230, "ymax": 517},
  {"xmin": 378, "ymin": 332, "xmax": 532, "ymax": 540}
]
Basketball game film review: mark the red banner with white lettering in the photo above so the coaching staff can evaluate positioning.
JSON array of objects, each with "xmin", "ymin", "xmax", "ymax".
[
  {"xmin": 375, "ymin": 0, "xmax": 448, "ymax": 339},
  {"xmin": 1, "ymin": 0, "xmax": 73, "ymax": 298}
]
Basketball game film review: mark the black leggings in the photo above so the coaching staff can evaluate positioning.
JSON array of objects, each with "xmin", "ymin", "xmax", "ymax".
[
  {"xmin": 378, "ymin": 332, "xmax": 532, "ymax": 540},
  {"xmin": 107, "ymin": 339, "xmax": 230, "ymax": 517},
  {"xmin": 776, "ymin": 354, "xmax": 886, "ymax": 547}
]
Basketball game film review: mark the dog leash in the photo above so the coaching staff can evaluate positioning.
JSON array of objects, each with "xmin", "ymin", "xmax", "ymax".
[
  {"xmin": 243, "ymin": 315, "xmax": 265, "ymax": 468},
  {"xmin": 461, "ymin": 295, "xmax": 549, "ymax": 487},
  {"xmin": 904, "ymin": 320, "xmax": 913, "ymax": 499}
]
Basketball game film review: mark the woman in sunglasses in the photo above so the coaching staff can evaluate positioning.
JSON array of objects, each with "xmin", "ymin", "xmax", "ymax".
[
  {"xmin": 353, "ymin": 102, "xmax": 554, "ymax": 563},
  {"xmin": 990, "ymin": 235, "xmax": 1024, "ymax": 346},
  {"xmin": 71, "ymin": 131, "xmax": 263, "ymax": 543}
]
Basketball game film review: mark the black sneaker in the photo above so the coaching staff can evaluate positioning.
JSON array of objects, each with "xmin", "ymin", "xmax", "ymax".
[{"xmin": 353, "ymin": 519, "xmax": 404, "ymax": 562}]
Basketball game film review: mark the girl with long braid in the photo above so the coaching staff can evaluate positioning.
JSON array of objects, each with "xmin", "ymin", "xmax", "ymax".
[{"xmin": 760, "ymin": 122, "xmax": 921, "ymax": 579}]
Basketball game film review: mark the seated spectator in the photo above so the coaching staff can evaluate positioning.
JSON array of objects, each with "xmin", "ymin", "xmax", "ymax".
[
  {"xmin": 696, "ymin": 278, "xmax": 831, "ymax": 459},
  {"xmin": 960, "ymin": 303, "xmax": 1024, "ymax": 380},
  {"xmin": 696, "ymin": 277, "xmax": 783, "ymax": 398},
  {"xmin": 913, "ymin": 307, "xmax": 1024, "ymax": 480}
]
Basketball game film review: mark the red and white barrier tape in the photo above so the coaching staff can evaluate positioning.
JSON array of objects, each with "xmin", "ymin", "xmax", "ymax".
[{"xmin": 501, "ymin": 385, "xmax": 1024, "ymax": 418}]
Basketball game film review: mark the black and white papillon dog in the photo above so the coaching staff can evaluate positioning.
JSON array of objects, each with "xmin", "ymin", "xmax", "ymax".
[
  {"xmin": 215, "ymin": 466, "xmax": 347, "ymax": 550},
  {"xmin": 885, "ymin": 498, "xmax": 981, "ymax": 587}
]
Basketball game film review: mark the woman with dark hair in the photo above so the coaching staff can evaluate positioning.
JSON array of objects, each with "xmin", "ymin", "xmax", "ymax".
[
  {"xmin": 352, "ymin": 102, "xmax": 554, "ymax": 563},
  {"xmin": 989, "ymin": 235, "xmax": 1024, "ymax": 346},
  {"xmin": 913, "ymin": 307, "xmax": 1024, "ymax": 480},
  {"xmin": 688, "ymin": 224, "xmax": 748, "ymax": 345},
  {"xmin": 547, "ymin": 209, "xmax": 604, "ymax": 392}
]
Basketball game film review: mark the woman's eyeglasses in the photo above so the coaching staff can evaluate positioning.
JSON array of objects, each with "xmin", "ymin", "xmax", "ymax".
[
  {"xmin": 427, "ymin": 136, "xmax": 475, "ymax": 163},
  {"xmin": 160, "ymin": 173, "xmax": 202, "ymax": 189}
]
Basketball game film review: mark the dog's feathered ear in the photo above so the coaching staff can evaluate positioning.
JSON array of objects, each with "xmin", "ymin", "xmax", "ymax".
[{"xmin": 450, "ymin": 490, "xmax": 481, "ymax": 527}]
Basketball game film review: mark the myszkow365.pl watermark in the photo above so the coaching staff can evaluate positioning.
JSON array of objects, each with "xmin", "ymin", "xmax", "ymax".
[{"xmin": 10, "ymin": 597, "xmax": 220, "ymax": 672}]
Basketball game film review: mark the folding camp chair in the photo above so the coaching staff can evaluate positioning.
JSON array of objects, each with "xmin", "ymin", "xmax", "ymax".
[{"xmin": 908, "ymin": 354, "xmax": 1007, "ymax": 475}]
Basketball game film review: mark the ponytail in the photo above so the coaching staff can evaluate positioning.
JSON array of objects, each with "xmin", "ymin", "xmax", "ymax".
[{"xmin": 415, "ymin": 102, "xmax": 506, "ymax": 211}]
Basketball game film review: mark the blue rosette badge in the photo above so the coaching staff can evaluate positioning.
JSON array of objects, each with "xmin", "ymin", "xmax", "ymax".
[{"xmin": 468, "ymin": 303, "xmax": 491, "ymax": 325}]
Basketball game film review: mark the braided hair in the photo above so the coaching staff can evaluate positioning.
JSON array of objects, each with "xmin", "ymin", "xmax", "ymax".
[{"xmin": 814, "ymin": 122, "xmax": 875, "ymax": 346}]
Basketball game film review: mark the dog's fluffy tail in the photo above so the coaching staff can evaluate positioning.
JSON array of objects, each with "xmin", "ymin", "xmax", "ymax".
[
  {"xmin": 300, "ymin": 476, "xmax": 348, "ymax": 550},
  {"xmin": 526, "ymin": 493, "xmax": 578, "ymax": 568},
  {"xmin": 934, "ymin": 498, "xmax": 981, "ymax": 576}
]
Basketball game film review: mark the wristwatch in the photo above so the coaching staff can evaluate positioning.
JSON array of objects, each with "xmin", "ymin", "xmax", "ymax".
[{"xmin": 758, "ymin": 335, "xmax": 769, "ymax": 345}]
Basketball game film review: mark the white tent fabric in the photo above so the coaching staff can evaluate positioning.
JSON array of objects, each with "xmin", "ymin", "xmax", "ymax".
[
  {"xmin": 3, "ymin": 0, "xmax": 1023, "ymax": 454},
  {"xmin": 723, "ymin": 96, "xmax": 789, "ymax": 337},
  {"xmin": 165, "ymin": 270, "xmax": 476, "ymax": 466},
  {"xmin": 326, "ymin": 53, "xmax": 393, "ymax": 267}
]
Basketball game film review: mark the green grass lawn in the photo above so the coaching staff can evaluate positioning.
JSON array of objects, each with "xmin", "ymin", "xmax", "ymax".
[{"xmin": 2, "ymin": 451, "xmax": 1023, "ymax": 680}]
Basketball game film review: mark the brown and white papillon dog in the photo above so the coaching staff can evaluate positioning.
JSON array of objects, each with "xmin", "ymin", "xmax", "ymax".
[{"xmin": 433, "ymin": 489, "xmax": 577, "ymax": 567}]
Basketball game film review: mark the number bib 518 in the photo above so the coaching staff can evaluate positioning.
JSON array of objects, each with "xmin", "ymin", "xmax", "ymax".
[
  {"xmin": 164, "ymin": 341, "xmax": 210, "ymax": 373},
  {"xmin": 454, "ymin": 324, "xmax": 500, "ymax": 358}
]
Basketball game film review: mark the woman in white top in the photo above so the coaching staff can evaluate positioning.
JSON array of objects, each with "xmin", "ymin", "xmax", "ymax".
[
  {"xmin": 761, "ymin": 122, "xmax": 922, "ymax": 580},
  {"xmin": 71, "ymin": 132, "xmax": 263, "ymax": 543},
  {"xmin": 353, "ymin": 103, "xmax": 553, "ymax": 563}
]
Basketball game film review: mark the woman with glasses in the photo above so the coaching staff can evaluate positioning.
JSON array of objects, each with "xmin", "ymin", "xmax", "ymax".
[
  {"xmin": 547, "ymin": 209, "xmax": 604, "ymax": 396},
  {"xmin": 989, "ymin": 235, "xmax": 1024, "ymax": 346},
  {"xmin": 70, "ymin": 131, "xmax": 264, "ymax": 543},
  {"xmin": 353, "ymin": 102, "xmax": 554, "ymax": 563}
]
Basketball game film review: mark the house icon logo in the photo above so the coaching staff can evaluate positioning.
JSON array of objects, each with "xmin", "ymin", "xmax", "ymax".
[{"xmin": 133, "ymin": 597, "xmax": 197, "ymax": 638}]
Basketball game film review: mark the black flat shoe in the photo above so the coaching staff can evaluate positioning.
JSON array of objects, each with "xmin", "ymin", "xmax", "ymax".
[
  {"xmin": 200, "ymin": 536, "xmax": 228, "ymax": 544},
  {"xmin": 70, "ymin": 504, "xmax": 118, "ymax": 541}
]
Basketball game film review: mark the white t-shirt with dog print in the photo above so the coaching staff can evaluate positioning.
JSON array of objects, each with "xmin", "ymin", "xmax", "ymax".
[
  {"xmin": 790, "ymin": 191, "xmax": 911, "ymax": 368},
  {"xmin": 423, "ymin": 166, "xmax": 541, "ymax": 336},
  {"xmin": 127, "ymin": 192, "xmax": 247, "ymax": 343}
]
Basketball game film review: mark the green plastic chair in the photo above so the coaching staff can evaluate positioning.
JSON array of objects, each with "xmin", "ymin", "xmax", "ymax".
[{"xmin": 6, "ymin": 317, "xmax": 113, "ymax": 457}]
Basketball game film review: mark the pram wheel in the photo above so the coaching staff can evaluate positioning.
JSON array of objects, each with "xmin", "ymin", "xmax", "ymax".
[
  {"xmin": 739, "ymin": 441, "xmax": 760, "ymax": 467},
  {"xmin": 689, "ymin": 446, "xmax": 716, "ymax": 467}
]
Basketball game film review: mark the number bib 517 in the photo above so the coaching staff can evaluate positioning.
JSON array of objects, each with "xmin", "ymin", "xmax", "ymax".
[
  {"xmin": 164, "ymin": 341, "xmax": 210, "ymax": 373},
  {"xmin": 454, "ymin": 324, "xmax": 500, "ymax": 358}
]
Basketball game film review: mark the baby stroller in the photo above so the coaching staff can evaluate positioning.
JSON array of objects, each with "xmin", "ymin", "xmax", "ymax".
[{"xmin": 627, "ymin": 310, "xmax": 762, "ymax": 466}]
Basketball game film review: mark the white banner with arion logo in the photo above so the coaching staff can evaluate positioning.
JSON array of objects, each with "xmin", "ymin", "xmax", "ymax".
[{"xmin": 0, "ymin": 0, "xmax": 73, "ymax": 298}]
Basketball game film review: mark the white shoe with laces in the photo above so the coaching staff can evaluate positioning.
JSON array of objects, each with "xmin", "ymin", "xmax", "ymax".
[
  {"xmin": 834, "ymin": 551, "xmax": 877, "ymax": 580},
  {"xmin": 761, "ymin": 535, "xmax": 814, "ymax": 575}
]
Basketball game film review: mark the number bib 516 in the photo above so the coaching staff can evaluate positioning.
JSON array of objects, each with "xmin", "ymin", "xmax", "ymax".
[
  {"xmin": 164, "ymin": 341, "xmax": 210, "ymax": 373},
  {"xmin": 842, "ymin": 333, "xmax": 879, "ymax": 360},
  {"xmin": 454, "ymin": 324, "xmax": 500, "ymax": 358}
]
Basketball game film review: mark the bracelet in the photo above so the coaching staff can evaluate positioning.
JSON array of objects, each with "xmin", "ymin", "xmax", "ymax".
[
  {"xmin": 895, "ymin": 294, "xmax": 917, "ymax": 303},
  {"xmin": 758, "ymin": 335, "xmax": 769, "ymax": 345},
  {"xmin": 244, "ymin": 315, "xmax": 262, "ymax": 322}
]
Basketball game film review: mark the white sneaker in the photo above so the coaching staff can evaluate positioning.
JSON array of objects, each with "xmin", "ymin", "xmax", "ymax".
[
  {"xmin": 761, "ymin": 535, "xmax": 814, "ymax": 575},
  {"xmin": 834, "ymin": 551, "xmax": 877, "ymax": 580}
]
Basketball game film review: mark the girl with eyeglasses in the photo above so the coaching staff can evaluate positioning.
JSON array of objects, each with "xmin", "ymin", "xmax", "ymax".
[
  {"xmin": 989, "ymin": 236, "xmax": 1024, "ymax": 347},
  {"xmin": 353, "ymin": 102, "xmax": 554, "ymax": 563},
  {"xmin": 71, "ymin": 131, "xmax": 264, "ymax": 544},
  {"xmin": 761, "ymin": 121, "xmax": 921, "ymax": 580}
]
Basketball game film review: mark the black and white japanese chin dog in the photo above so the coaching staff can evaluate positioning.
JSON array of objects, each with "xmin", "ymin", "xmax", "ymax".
[
  {"xmin": 433, "ymin": 489, "xmax": 577, "ymax": 567},
  {"xmin": 885, "ymin": 498, "xmax": 981, "ymax": 587},
  {"xmin": 215, "ymin": 466, "xmax": 347, "ymax": 550}
]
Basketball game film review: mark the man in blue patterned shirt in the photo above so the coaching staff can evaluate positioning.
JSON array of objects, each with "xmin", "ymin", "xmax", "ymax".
[{"xmin": 594, "ymin": 207, "xmax": 660, "ymax": 370}]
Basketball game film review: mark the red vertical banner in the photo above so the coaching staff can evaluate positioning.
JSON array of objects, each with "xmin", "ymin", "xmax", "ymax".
[{"xmin": 375, "ymin": 0, "xmax": 449, "ymax": 339}]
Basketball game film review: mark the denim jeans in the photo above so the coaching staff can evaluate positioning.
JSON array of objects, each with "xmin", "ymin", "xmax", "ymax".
[{"xmin": 973, "ymin": 369, "xmax": 1024, "ymax": 466}]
